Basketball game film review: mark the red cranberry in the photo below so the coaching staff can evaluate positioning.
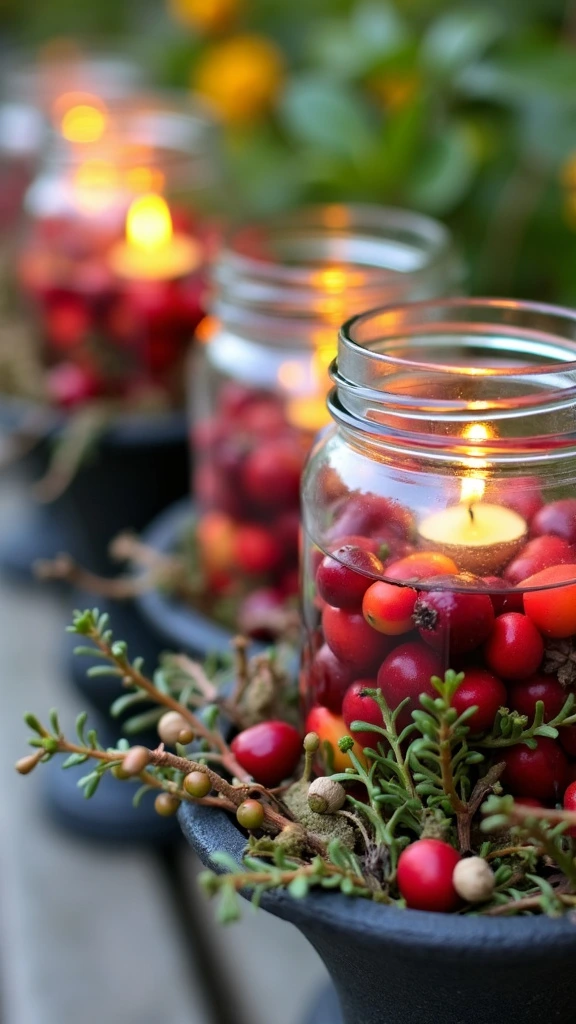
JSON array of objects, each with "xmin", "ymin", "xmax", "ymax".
[
  {"xmin": 502, "ymin": 737, "xmax": 568, "ymax": 801},
  {"xmin": 234, "ymin": 525, "xmax": 283, "ymax": 575},
  {"xmin": 530, "ymin": 499, "xmax": 576, "ymax": 545},
  {"xmin": 237, "ymin": 587, "xmax": 286, "ymax": 641},
  {"xmin": 563, "ymin": 780, "xmax": 576, "ymax": 836},
  {"xmin": 240, "ymin": 398, "xmax": 288, "ymax": 436},
  {"xmin": 45, "ymin": 297, "xmax": 90, "ymax": 349},
  {"xmin": 507, "ymin": 674, "xmax": 567, "ymax": 723},
  {"xmin": 280, "ymin": 568, "xmax": 300, "ymax": 597},
  {"xmin": 489, "ymin": 477, "xmax": 543, "ymax": 523},
  {"xmin": 342, "ymin": 681, "xmax": 382, "ymax": 749},
  {"xmin": 322, "ymin": 605, "xmax": 394, "ymax": 675},
  {"xmin": 219, "ymin": 381, "xmax": 255, "ymax": 417},
  {"xmin": 326, "ymin": 494, "xmax": 413, "ymax": 544},
  {"xmin": 309, "ymin": 644, "xmax": 357, "ymax": 713},
  {"xmin": 483, "ymin": 613, "xmax": 544, "ymax": 680},
  {"xmin": 413, "ymin": 576, "xmax": 494, "ymax": 656},
  {"xmin": 230, "ymin": 720, "xmax": 301, "ymax": 787},
  {"xmin": 328, "ymin": 534, "xmax": 380, "ymax": 555},
  {"xmin": 316, "ymin": 545, "xmax": 384, "ymax": 610},
  {"xmin": 397, "ymin": 838, "xmax": 461, "ymax": 912},
  {"xmin": 481, "ymin": 576, "xmax": 524, "ymax": 615},
  {"xmin": 242, "ymin": 439, "xmax": 303, "ymax": 510},
  {"xmin": 452, "ymin": 668, "xmax": 506, "ymax": 731},
  {"xmin": 46, "ymin": 362, "xmax": 101, "ymax": 408},
  {"xmin": 376, "ymin": 641, "xmax": 443, "ymax": 729},
  {"xmin": 503, "ymin": 535, "xmax": 574, "ymax": 585},
  {"xmin": 274, "ymin": 510, "xmax": 301, "ymax": 558},
  {"xmin": 559, "ymin": 725, "xmax": 576, "ymax": 758}
]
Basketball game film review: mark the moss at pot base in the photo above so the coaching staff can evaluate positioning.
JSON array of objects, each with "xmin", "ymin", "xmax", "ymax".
[{"xmin": 179, "ymin": 801, "xmax": 576, "ymax": 1024}]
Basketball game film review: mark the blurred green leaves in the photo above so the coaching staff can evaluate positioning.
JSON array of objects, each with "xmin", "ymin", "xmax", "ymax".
[
  {"xmin": 280, "ymin": 75, "xmax": 375, "ymax": 157},
  {"xmin": 4, "ymin": 0, "xmax": 576, "ymax": 302}
]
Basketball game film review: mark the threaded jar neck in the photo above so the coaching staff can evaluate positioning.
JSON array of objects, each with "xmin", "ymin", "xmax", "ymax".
[
  {"xmin": 329, "ymin": 297, "xmax": 576, "ymax": 468},
  {"xmin": 212, "ymin": 205, "xmax": 458, "ymax": 350}
]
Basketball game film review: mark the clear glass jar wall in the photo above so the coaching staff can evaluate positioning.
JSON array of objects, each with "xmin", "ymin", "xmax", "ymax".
[
  {"xmin": 16, "ymin": 93, "xmax": 223, "ymax": 408},
  {"xmin": 0, "ymin": 50, "xmax": 144, "ymax": 233},
  {"xmin": 301, "ymin": 298, "xmax": 576, "ymax": 798},
  {"xmin": 191, "ymin": 205, "xmax": 459, "ymax": 617}
]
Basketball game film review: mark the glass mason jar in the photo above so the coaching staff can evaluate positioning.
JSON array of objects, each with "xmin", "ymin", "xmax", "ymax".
[
  {"xmin": 191, "ymin": 205, "xmax": 459, "ymax": 629},
  {"xmin": 301, "ymin": 298, "xmax": 576, "ymax": 797},
  {"xmin": 0, "ymin": 50, "xmax": 144, "ymax": 232},
  {"xmin": 16, "ymin": 93, "xmax": 224, "ymax": 409}
]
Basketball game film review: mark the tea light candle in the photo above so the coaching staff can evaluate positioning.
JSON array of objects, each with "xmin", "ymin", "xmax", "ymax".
[
  {"xmin": 109, "ymin": 193, "xmax": 201, "ymax": 280},
  {"xmin": 418, "ymin": 476, "xmax": 527, "ymax": 574}
]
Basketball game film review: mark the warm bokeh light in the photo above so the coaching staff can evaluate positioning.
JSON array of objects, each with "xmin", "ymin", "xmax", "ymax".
[
  {"xmin": 58, "ymin": 94, "xmax": 107, "ymax": 143},
  {"xmin": 195, "ymin": 315, "xmax": 219, "ymax": 344},
  {"xmin": 460, "ymin": 423, "xmax": 495, "ymax": 505},
  {"xmin": 73, "ymin": 159, "xmax": 120, "ymax": 213},
  {"xmin": 285, "ymin": 395, "xmax": 329, "ymax": 432},
  {"xmin": 277, "ymin": 360, "xmax": 308, "ymax": 391},
  {"xmin": 126, "ymin": 194, "xmax": 173, "ymax": 252},
  {"xmin": 124, "ymin": 165, "xmax": 166, "ymax": 194}
]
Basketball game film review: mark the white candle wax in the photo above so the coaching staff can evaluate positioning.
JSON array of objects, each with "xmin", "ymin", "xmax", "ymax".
[{"xmin": 418, "ymin": 502, "xmax": 527, "ymax": 575}]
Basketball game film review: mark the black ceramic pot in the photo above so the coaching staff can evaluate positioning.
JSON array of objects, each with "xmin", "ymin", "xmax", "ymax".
[
  {"xmin": 180, "ymin": 801, "xmax": 576, "ymax": 1024},
  {"xmin": 0, "ymin": 400, "xmax": 189, "ymax": 580},
  {"xmin": 136, "ymin": 498, "xmax": 242, "ymax": 659}
]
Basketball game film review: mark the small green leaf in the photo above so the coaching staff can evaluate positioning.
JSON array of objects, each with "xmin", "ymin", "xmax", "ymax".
[
  {"xmin": 132, "ymin": 785, "xmax": 153, "ymax": 808},
  {"xmin": 62, "ymin": 753, "xmax": 89, "ymax": 768},
  {"xmin": 422, "ymin": 9, "xmax": 504, "ymax": 74},
  {"xmin": 123, "ymin": 708, "xmax": 163, "ymax": 734},
  {"xmin": 217, "ymin": 884, "xmax": 241, "ymax": 925},
  {"xmin": 110, "ymin": 692, "xmax": 148, "ymax": 718},
  {"xmin": 24, "ymin": 713, "xmax": 44, "ymax": 735},
  {"xmin": 211, "ymin": 852, "xmax": 241, "ymax": 874},
  {"xmin": 280, "ymin": 74, "xmax": 374, "ymax": 157},
  {"xmin": 75, "ymin": 712, "xmax": 88, "ymax": 744},
  {"xmin": 288, "ymin": 875, "xmax": 310, "ymax": 899}
]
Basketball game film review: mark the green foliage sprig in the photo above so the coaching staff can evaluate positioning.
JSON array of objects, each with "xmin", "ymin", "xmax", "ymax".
[{"xmin": 14, "ymin": 608, "xmax": 576, "ymax": 921}]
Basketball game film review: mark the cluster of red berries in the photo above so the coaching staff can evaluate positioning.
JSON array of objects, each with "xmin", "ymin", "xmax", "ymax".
[
  {"xmin": 304, "ymin": 490, "xmax": 576, "ymax": 804},
  {"xmin": 18, "ymin": 211, "xmax": 205, "ymax": 409},
  {"xmin": 193, "ymin": 382, "xmax": 307, "ymax": 625}
]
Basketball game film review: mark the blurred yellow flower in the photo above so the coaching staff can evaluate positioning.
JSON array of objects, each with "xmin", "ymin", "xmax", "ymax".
[
  {"xmin": 194, "ymin": 34, "xmax": 284, "ymax": 123},
  {"xmin": 369, "ymin": 72, "xmax": 419, "ymax": 112},
  {"xmin": 168, "ymin": 0, "xmax": 241, "ymax": 34}
]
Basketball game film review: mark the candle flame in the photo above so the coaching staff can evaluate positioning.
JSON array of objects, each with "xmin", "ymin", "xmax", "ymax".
[
  {"xmin": 126, "ymin": 194, "xmax": 173, "ymax": 253},
  {"xmin": 460, "ymin": 475, "xmax": 486, "ymax": 505},
  {"xmin": 459, "ymin": 422, "xmax": 494, "ymax": 507}
]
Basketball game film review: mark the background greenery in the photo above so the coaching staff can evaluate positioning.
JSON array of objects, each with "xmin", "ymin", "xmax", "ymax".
[{"xmin": 3, "ymin": 0, "xmax": 576, "ymax": 302}]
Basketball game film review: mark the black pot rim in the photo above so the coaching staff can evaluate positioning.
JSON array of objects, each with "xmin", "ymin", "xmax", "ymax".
[
  {"xmin": 136, "ymin": 498, "xmax": 245, "ymax": 655},
  {"xmin": 179, "ymin": 800, "xmax": 576, "ymax": 955},
  {"xmin": 0, "ymin": 395, "xmax": 186, "ymax": 448}
]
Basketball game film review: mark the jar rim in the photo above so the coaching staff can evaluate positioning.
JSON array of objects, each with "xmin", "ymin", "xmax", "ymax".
[
  {"xmin": 340, "ymin": 297, "xmax": 576, "ymax": 377},
  {"xmin": 330, "ymin": 297, "xmax": 576, "ymax": 462},
  {"xmin": 219, "ymin": 204, "xmax": 454, "ymax": 287}
]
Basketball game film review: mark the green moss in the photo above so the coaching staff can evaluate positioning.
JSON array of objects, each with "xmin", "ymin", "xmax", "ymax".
[{"xmin": 283, "ymin": 780, "xmax": 357, "ymax": 851}]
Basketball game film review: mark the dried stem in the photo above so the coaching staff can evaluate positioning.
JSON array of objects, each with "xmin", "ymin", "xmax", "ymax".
[
  {"xmin": 86, "ymin": 622, "xmax": 251, "ymax": 783},
  {"xmin": 49, "ymin": 734, "xmax": 310, "ymax": 842}
]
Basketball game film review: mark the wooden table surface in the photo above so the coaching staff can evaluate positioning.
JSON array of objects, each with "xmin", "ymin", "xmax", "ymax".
[{"xmin": 0, "ymin": 474, "xmax": 328, "ymax": 1024}]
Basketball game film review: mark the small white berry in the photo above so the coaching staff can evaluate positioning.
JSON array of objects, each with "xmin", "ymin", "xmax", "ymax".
[
  {"xmin": 453, "ymin": 856, "xmax": 495, "ymax": 903},
  {"xmin": 307, "ymin": 777, "xmax": 346, "ymax": 814}
]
